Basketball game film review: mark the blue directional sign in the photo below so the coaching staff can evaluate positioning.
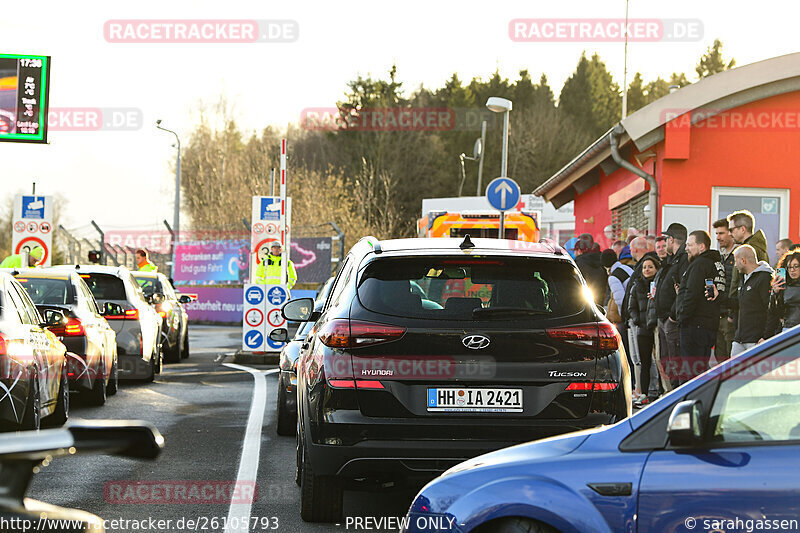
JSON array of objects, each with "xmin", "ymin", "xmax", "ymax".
[
  {"xmin": 245, "ymin": 286, "xmax": 264, "ymax": 305},
  {"xmin": 266, "ymin": 337, "xmax": 285, "ymax": 350},
  {"xmin": 486, "ymin": 177, "xmax": 521, "ymax": 212},
  {"xmin": 244, "ymin": 330, "xmax": 264, "ymax": 350},
  {"xmin": 267, "ymin": 286, "xmax": 288, "ymax": 306}
]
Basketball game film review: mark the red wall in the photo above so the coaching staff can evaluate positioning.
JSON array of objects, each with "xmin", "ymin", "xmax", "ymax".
[{"xmin": 574, "ymin": 90, "xmax": 800, "ymax": 243}]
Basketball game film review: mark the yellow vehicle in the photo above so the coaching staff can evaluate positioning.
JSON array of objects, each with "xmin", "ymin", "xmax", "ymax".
[{"xmin": 417, "ymin": 211, "xmax": 540, "ymax": 241}]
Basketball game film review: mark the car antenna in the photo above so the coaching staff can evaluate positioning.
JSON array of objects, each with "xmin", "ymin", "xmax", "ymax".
[{"xmin": 459, "ymin": 234, "xmax": 475, "ymax": 250}]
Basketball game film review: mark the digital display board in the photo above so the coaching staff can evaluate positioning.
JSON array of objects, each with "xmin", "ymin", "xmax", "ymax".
[{"xmin": 0, "ymin": 54, "xmax": 50, "ymax": 143}]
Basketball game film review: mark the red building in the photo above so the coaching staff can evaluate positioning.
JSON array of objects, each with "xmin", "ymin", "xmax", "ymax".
[{"xmin": 534, "ymin": 53, "xmax": 800, "ymax": 262}]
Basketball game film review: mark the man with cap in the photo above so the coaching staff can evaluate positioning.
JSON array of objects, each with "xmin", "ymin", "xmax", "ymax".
[
  {"xmin": 255, "ymin": 241, "xmax": 297, "ymax": 289},
  {"xmin": 652, "ymin": 222, "xmax": 688, "ymax": 387},
  {"xmin": 0, "ymin": 246, "xmax": 45, "ymax": 268},
  {"xmin": 573, "ymin": 233, "xmax": 607, "ymax": 306}
]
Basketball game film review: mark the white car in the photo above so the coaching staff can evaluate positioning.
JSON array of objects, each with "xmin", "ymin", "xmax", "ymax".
[{"xmin": 53, "ymin": 265, "xmax": 162, "ymax": 381}]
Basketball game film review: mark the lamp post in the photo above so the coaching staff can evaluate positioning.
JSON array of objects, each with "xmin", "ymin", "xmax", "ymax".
[
  {"xmin": 486, "ymin": 97, "xmax": 512, "ymax": 238},
  {"xmin": 156, "ymin": 120, "xmax": 181, "ymax": 278}
]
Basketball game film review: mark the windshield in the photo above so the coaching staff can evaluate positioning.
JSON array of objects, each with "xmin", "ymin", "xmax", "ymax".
[
  {"xmin": 357, "ymin": 256, "xmax": 586, "ymax": 320},
  {"xmin": 135, "ymin": 276, "xmax": 163, "ymax": 296},
  {"xmin": 15, "ymin": 277, "xmax": 74, "ymax": 306}
]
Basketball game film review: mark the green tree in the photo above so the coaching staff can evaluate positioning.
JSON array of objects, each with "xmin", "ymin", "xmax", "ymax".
[
  {"xmin": 559, "ymin": 53, "xmax": 621, "ymax": 138},
  {"xmin": 626, "ymin": 72, "xmax": 647, "ymax": 114},
  {"xmin": 696, "ymin": 39, "xmax": 736, "ymax": 79}
]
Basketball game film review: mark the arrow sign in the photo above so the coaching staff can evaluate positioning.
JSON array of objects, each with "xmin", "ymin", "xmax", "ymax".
[{"xmin": 486, "ymin": 177, "xmax": 521, "ymax": 212}]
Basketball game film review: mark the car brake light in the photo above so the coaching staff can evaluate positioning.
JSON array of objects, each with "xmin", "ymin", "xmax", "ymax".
[
  {"xmin": 64, "ymin": 318, "xmax": 85, "ymax": 336},
  {"xmin": 546, "ymin": 323, "xmax": 620, "ymax": 350},
  {"xmin": 565, "ymin": 382, "xmax": 618, "ymax": 391},
  {"xmin": 0, "ymin": 334, "xmax": 6, "ymax": 356},
  {"xmin": 356, "ymin": 380, "xmax": 385, "ymax": 389},
  {"xmin": 125, "ymin": 309, "xmax": 139, "ymax": 320},
  {"xmin": 317, "ymin": 319, "xmax": 406, "ymax": 349},
  {"xmin": 328, "ymin": 379, "xmax": 356, "ymax": 388}
]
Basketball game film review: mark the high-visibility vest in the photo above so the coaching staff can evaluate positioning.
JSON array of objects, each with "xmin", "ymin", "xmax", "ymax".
[
  {"xmin": 255, "ymin": 254, "xmax": 297, "ymax": 288},
  {"xmin": 138, "ymin": 261, "xmax": 158, "ymax": 272},
  {"xmin": 0, "ymin": 254, "xmax": 22, "ymax": 268}
]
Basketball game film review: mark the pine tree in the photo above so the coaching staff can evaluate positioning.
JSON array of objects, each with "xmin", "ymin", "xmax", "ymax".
[{"xmin": 696, "ymin": 39, "xmax": 736, "ymax": 79}]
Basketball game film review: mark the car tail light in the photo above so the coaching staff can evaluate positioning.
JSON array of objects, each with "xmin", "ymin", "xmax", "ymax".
[
  {"xmin": 51, "ymin": 318, "xmax": 85, "ymax": 337},
  {"xmin": 0, "ymin": 333, "xmax": 6, "ymax": 356},
  {"xmin": 546, "ymin": 323, "xmax": 620, "ymax": 350},
  {"xmin": 125, "ymin": 309, "xmax": 139, "ymax": 320},
  {"xmin": 328, "ymin": 379, "xmax": 356, "ymax": 389},
  {"xmin": 317, "ymin": 319, "xmax": 406, "ymax": 349},
  {"xmin": 566, "ymin": 382, "xmax": 618, "ymax": 391}
]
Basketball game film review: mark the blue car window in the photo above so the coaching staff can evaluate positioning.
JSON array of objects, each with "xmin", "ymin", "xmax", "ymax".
[{"xmin": 709, "ymin": 346, "xmax": 800, "ymax": 443}]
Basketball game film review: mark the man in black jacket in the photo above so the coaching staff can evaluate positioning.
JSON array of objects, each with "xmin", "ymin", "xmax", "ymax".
[
  {"xmin": 573, "ymin": 233, "xmax": 607, "ymax": 306},
  {"xmin": 731, "ymin": 244, "xmax": 774, "ymax": 357},
  {"xmin": 712, "ymin": 218, "xmax": 738, "ymax": 361},
  {"xmin": 676, "ymin": 230, "xmax": 726, "ymax": 383},
  {"xmin": 653, "ymin": 223, "xmax": 687, "ymax": 386}
]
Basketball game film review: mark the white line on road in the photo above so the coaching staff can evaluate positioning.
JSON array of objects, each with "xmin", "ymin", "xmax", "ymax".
[{"xmin": 222, "ymin": 363, "xmax": 276, "ymax": 533}]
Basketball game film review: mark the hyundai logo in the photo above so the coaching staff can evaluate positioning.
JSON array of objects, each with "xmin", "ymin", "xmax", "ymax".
[{"xmin": 462, "ymin": 334, "xmax": 490, "ymax": 350}]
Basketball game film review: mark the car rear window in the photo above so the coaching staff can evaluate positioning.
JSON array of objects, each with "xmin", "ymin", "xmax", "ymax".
[
  {"xmin": 357, "ymin": 256, "xmax": 586, "ymax": 320},
  {"xmin": 81, "ymin": 273, "xmax": 127, "ymax": 300},
  {"xmin": 16, "ymin": 277, "xmax": 74, "ymax": 305}
]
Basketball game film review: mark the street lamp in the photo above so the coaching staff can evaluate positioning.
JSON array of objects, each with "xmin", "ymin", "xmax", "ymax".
[
  {"xmin": 486, "ymin": 97, "xmax": 512, "ymax": 180},
  {"xmin": 156, "ymin": 119, "xmax": 181, "ymax": 278}
]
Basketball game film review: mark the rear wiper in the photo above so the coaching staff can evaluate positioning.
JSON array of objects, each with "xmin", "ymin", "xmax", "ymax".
[{"xmin": 472, "ymin": 307, "xmax": 550, "ymax": 318}]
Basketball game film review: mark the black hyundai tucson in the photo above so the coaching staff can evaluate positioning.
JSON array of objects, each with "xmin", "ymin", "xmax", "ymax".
[{"xmin": 282, "ymin": 236, "xmax": 631, "ymax": 522}]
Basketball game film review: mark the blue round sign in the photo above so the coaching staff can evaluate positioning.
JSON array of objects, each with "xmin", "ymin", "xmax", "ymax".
[
  {"xmin": 267, "ymin": 286, "xmax": 288, "ymax": 306},
  {"xmin": 245, "ymin": 286, "xmax": 264, "ymax": 305},
  {"xmin": 486, "ymin": 177, "xmax": 521, "ymax": 212},
  {"xmin": 266, "ymin": 337, "xmax": 285, "ymax": 350},
  {"xmin": 244, "ymin": 330, "xmax": 263, "ymax": 349}
]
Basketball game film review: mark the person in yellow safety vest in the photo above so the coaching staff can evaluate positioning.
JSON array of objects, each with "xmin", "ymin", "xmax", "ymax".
[
  {"xmin": 0, "ymin": 246, "xmax": 44, "ymax": 268},
  {"xmin": 135, "ymin": 248, "xmax": 158, "ymax": 272},
  {"xmin": 255, "ymin": 242, "xmax": 297, "ymax": 289}
]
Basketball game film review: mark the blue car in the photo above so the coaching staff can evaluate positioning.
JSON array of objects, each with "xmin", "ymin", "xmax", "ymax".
[{"xmin": 405, "ymin": 326, "xmax": 800, "ymax": 533}]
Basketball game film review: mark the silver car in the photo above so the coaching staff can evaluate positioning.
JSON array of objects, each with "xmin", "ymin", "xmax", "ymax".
[{"xmin": 54, "ymin": 265, "xmax": 162, "ymax": 381}]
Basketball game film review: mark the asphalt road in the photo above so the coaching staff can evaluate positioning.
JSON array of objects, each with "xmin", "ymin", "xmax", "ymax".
[{"xmin": 28, "ymin": 325, "xmax": 420, "ymax": 533}]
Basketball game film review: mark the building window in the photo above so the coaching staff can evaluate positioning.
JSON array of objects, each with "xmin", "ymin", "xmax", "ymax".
[{"xmin": 611, "ymin": 193, "xmax": 649, "ymax": 241}]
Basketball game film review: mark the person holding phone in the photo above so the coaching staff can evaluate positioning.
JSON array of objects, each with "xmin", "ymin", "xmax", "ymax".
[
  {"xmin": 676, "ymin": 230, "xmax": 726, "ymax": 383},
  {"xmin": 764, "ymin": 250, "xmax": 800, "ymax": 338}
]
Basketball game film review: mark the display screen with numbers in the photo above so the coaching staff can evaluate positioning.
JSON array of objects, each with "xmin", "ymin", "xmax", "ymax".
[{"xmin": 0, "ymin": 54, "xmax": 50, "ymax": 143}]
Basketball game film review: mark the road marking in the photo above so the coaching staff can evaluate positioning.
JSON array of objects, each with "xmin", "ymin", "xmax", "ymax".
[{"xmin": 222, "ymin": 363, "xmax": 270, "ymax": 533}]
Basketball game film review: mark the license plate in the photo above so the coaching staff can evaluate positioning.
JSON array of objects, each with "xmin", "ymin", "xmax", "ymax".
[{"xmin": 427, "ymin": 387, "xmax": 523, "ymax": 413}]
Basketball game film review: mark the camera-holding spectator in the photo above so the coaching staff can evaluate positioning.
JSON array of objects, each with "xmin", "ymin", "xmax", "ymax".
[
  {"xmin": 676, "ymin": 230, "xmax": 726, "ymax": 383},
  {"xmin": 765, "ymin": 250, "xmax": 800, "ymax": 336},
  {"xmin": 628, "ymin": 255, "xmax": 661, "ymax": 405},
  {"xmin": 731, "ymin": 245, "xmax": 774, "ymax": 356},
  {"xmin": 712, "ymin": 218, "xmax": 738, "ymax": 361},
  {"xmin": 573, "ymin": 233, "xmax": 607, "ymax": 306}
]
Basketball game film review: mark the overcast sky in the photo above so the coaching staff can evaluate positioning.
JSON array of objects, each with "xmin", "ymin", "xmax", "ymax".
[{"xmin": 2, "ymin": 0, "xmax": 799, "ymax": 236}]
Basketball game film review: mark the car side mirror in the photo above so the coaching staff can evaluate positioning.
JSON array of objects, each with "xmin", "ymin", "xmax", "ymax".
[
  {"xmin": 667, "ymin": 400, "xmax": 703, "ymax": 446},
  {"xmin": 281, "ymin": 298, "xmax": 317, "ymax": 322},
  {"xmin": 178, "ymin": 295, "xmax": 192, "ymax": 304},
  {"xmin": 270, "ymin": 328, "xmax": 289, "ymax": 342},
  {"xmin": 42, "ymin": 309, "xmax": 67, "ymax": 328},
  {"xmin": 102, "ymin": 302, "xmax": 124, "ymax": 316}
]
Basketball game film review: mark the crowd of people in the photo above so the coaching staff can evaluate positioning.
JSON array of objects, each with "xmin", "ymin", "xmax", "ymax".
[{"xmin": 570, "ymin": 210, "xmax": 800, "ymax": 407}]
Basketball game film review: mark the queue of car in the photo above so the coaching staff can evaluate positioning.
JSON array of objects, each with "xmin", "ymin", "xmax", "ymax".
[
  {"xmin": 274, "ymin": 235, "xmax": 799, "ymax": 530},
  {"xmin": 0, "ymin": 263, "xmax": 192, "ymax": 432}
]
